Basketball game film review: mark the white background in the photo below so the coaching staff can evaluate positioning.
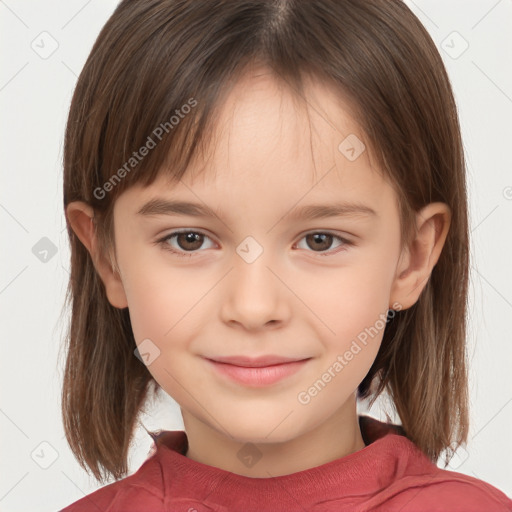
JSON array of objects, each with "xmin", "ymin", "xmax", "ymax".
[{"xmin": 0, "ymin": 1, "xmax": 511, "ymax": 510}]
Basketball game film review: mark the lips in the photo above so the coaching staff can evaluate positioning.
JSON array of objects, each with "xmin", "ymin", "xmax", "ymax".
[
  {"xmin": 205, "ymin": 355, "xmax": 310, "ymax": 367},
  {"xmin": 203, "ymin": 355, "xmax": 312, "ymax": 387}
]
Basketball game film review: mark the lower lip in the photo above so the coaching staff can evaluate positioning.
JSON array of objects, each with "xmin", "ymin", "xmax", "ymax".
[{"xmin": 205, "ymin": 358, "xmax": 310, "ymax": 387}]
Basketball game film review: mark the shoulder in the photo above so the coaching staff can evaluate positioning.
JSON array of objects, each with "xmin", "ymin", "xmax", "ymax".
[
  {"xmin": 60, "ymin": 455, "xmax": 165, "ymax": 511},
  {"xmin": 372, "ymin": 456, "xmax": 512, "ymax": 511},
  {"xmin": 356, "ymin": 431, "xmax": 512, "ymax": 511},
  {"xmin": 357, "ymin": 419, "xmax": 512, "ymax": 511},
  {"xmin": 385, "ymin": 472, "xmax": 512, "ymax": 511}
]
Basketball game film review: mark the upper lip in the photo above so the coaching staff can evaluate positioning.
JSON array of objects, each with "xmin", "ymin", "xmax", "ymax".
[{"xmin": 205, "ymin": 355, "xmax": 311, "ymax": 367}]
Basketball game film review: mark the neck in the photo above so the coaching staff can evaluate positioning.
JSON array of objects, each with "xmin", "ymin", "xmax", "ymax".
[{"xmin": 182, "ymin": 398, "xmax": 366, "ymax": 478}]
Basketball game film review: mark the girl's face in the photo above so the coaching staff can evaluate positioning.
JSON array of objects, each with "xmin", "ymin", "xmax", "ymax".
[{"xmin": 112, "ymin": 69, "xmax": 404, "ymax": 445}]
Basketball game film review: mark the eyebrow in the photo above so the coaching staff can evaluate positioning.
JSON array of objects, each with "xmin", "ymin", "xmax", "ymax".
[{"xmin": 136, "ymin": 198, "xmax": 378, "ymax": 220}]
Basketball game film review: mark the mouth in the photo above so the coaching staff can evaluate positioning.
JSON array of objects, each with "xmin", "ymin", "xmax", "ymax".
[
  {"xmin": 205, "ymin": 354, "xmax": 311, "ymax": 367},
  {"xmin": 203, "ymin": 355, "xmax": 312, "ymax": 387}
]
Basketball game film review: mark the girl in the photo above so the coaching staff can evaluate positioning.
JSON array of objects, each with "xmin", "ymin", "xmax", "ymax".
[{"xmin": 60, "ymin": 0, "xmax": 512, "ymax": 510}]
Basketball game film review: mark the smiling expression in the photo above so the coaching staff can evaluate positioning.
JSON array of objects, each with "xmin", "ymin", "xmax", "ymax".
[{"xmin": 109, "ymin": 68, "xmax": 404, "ymax": 444}]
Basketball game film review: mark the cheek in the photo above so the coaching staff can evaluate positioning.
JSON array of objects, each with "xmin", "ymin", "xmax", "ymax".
[
  {"xmin": 308, "ymin": 263, "xmax": 392, "ymax": 334},
  {"xmin": 120, "ymin": 248, "xmax": 186, "ymax": 341},
  {"xmin": 124, "ymin": 264, "xmax": 207, "ymax": 396},
  {"xmin": 127, "ymin": 281, "xmax": 185, "ymax": 344},
  {"xmin": 301, "ymin": 257, "xmax": 395, "ymax": 383},
  {"xmin": 122, "ymin": 253, "xmax": 216, "ymax": 355}
]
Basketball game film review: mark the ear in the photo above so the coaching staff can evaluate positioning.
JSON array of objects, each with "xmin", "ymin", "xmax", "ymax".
[
  {"xmin": 389, "ymin": 202, "xmax": 451, "ymax": 310},
  {"xmin": 65, "ymin": 201, "xmax": 128, "ymax": 309}
]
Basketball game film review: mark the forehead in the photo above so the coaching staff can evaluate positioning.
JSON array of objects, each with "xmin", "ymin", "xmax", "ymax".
[
  {"xmin": 117, "ymin": 66, "xmax": 395, "ymax": 217},
  {"xmin": 187, "ymin": 67, "xmax": 368, "ymax": 181}
]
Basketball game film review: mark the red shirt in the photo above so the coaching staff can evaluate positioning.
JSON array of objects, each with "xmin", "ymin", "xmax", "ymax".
[{"xmin": 61, "ymin": 415, "xmax": 512, "ymax": 511}]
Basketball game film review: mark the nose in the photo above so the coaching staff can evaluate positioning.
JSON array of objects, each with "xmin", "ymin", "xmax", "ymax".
[{"xmin": 220, "ymin": 250, "xmax": 291, "ymax": 331}]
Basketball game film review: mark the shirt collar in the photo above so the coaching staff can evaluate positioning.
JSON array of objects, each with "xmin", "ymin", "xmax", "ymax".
[{"xmin": 146, "ymin": 415, "xmax": 427, "ymax": 511}]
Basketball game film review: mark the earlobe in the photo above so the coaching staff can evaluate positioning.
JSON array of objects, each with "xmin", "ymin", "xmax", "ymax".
[
  {"xmin": 65, "ymin": 201, "xmax": 128, "ymax": 309},
  {"xmin": 389, "ymin": 202, "xmax": 451, "ymax": 310}
]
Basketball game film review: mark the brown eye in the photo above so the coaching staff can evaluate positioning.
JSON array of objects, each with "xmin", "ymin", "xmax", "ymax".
[
  {"xmin": 159, "ymin": 230, "xmax": 215, "ymax": 257},
  {"xmin": 295, "ymin": 232, "xmax": 352, "ymax": 255},
  {"xmin": 305, "ymin": 233, "xmax": 334, "ymax": 251},
  {"xmin": 175, "ymin": 232, "xmax": 204, "ymax": 251}
]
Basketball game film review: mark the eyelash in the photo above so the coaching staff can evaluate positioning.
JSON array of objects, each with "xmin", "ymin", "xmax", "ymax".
[{"xmin": 156, "ymin": 229, "xmax": 354, "ymax": 258}]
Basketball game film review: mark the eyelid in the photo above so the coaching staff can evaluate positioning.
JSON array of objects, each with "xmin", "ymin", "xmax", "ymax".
[{"xmin": 296, "ymin": 228, "xmax": 355, "ymax": 242}]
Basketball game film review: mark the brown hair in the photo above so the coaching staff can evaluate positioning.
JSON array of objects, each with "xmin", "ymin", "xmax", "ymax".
[{"xmin": 61, "ymin": 0, "xmax": 469, "ymax": 483}]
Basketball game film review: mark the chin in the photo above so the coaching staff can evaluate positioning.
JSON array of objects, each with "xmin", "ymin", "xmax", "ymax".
[{"xmin": 221, "ymin": 417, "xmax": 305, "ymax": 445}]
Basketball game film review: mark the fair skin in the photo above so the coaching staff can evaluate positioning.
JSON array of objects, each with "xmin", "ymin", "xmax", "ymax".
[{"xmin": 66, "ymin": 67, "xmax": 450, "ymax": 478}]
